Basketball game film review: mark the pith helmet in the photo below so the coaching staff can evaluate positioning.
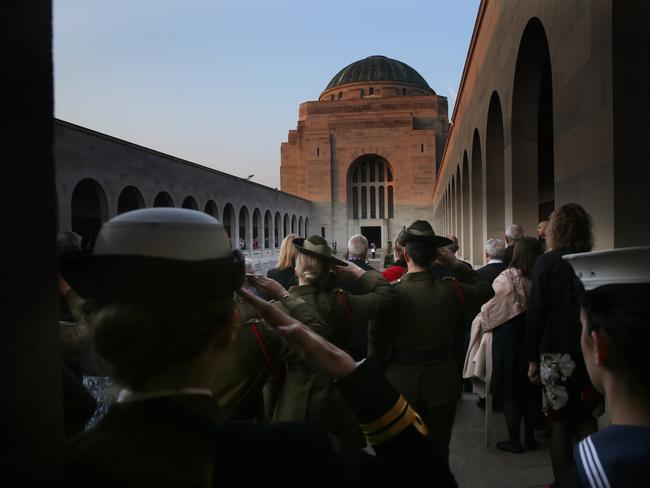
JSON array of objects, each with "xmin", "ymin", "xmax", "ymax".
[
  {"xmin": 397, "ymin": 220, "xmax": 452, "ymax": 248},
  {"xmin": 59, "ymin": 208, "xmax": 245, "ymax": 303},
  {"xmin": 293, "ymin": 235, "xmax": 348, "ymax": 267}
]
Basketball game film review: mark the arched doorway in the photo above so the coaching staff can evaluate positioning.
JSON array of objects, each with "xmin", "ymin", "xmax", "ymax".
[
  {"xmin": 239, "ymin": 206, "xmax": 250, "ymax": 251},
  {"xmin": 471, "ymin": 129, "xmax": 484, "ymax": 264},
  {"xmin": 204, "ymin": 200, "xmax": 219, "ymax": 220},
  {"xmin": 291, "ymin": 215, "xmax": 297, "ymax": 234},
  {"xmin": 222, "ymin": 203, "xmax": 235, "ymax": 248},
  {"xmin": 511, "ymin": 18, "xmax": 555, "ymax": 231},
  {"xmin": 486, "ymin": 92, "xmax": 506, "ymax": 239},
  {"xmin": 117, "ymin": 185, "xmax": 144, "ymax": 214},
  {"xmin": 462, "ymin": 152, "xmax": 470, "ymax": 259},
  {"xmin": 304, "ymin": 217, "xmax": 309, "ymax": 237},
  {"xmin": 274, "ymin": 212, "xmax": 282, "ymax": 247},
  {"xmin": 283, "ymin": 214, "xmax": 289, "ymax": 237},
  {"xmin": 298, "ymin": 216, "xmax": 304, "ymax": 237},
  {"xmin": 71, "ymin": 178, "xmax": 108, "ymax": 251},
  {"xmin": 182, "ymin": 196, "xmax": 198, "ymax": 210},
  {"xmin": 153, "ymin": 191, "xmax": 174, "ymax": 207},
  {"xmin": 347, "ymin": 154, "xmax": 395, "ymax": 248},
  {"xmin": 264, "ymin": 211, "xmax": 272, "ymax": 249},
  {"xmin": 252, "ymin": 208, "xmax": 262, "ymax": 250}
]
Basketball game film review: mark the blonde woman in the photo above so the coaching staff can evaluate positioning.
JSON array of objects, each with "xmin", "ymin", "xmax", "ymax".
[{"xmin": 266, "ymin": 233, "xmax": 299, "ymax": 289}]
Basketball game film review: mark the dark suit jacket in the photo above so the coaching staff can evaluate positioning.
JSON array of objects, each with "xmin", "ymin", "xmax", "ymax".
[
  {"xmin": 67, "ymin": 359, "xmax": 457, "ymax": 487},
  {"xmin": 267, "ymin": 266, "xmax": 298, "ymax": 289},
  {"xmin": 503, "ymin": 245, "xmax": 514, "ymax": 266},
  {"xmin": 477, "ymin": 261, "xmax": 507, "ymax": 285}
]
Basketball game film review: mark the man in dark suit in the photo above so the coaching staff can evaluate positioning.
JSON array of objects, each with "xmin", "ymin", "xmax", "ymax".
[{"xmin": 477, "ymin": 238, "xmax": 507, "ymax": 285}]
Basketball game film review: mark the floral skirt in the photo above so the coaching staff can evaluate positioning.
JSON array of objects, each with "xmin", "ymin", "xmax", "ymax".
[{"xmin": 539, "ymin": 352, "xmax": 599, "ymax": 423}]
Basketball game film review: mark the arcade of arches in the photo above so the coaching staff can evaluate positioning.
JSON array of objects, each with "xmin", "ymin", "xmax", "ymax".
[
  {"xmin": 55, "ymin": 120, "xmax": 310, "ymax": 273},
  {"xmin": 433, "ymin": 3, "xmax": 649, "ymax": 264}
]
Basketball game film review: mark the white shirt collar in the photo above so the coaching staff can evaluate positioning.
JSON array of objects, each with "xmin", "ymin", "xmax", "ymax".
[
  {"xmin": 117, "ymin": 388, "xmax": 213, "ymax": 403},
  {"xmin": 488, "ymin": 259, "xmax": 504, "ymax": 264}
]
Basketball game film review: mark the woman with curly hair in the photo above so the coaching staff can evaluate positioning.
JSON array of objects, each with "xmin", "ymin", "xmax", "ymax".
[{"xmin": 525, "ymin": 204, "xmax": 599, "ymax": 480}]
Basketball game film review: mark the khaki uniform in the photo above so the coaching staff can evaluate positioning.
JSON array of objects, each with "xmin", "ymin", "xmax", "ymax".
[
  {"xmin": 369, "ymin": 265, "xmax": 493, "ymax": 452},
  {"xmin": 273, "ymin": 270, "xmax": 397, "ymax": 447},
  {"xmin": 211, "ymin": 294, "xmax": 321, "ymax": 420}
]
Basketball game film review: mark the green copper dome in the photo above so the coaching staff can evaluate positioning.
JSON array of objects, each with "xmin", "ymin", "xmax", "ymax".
[{"xmin": 325, "ymin": 55, "xmax": 434, "ymax": 93}]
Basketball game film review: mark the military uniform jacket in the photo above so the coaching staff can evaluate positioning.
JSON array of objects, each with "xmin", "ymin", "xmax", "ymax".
[
  {"xmin": 272, "ymin": 271, "xmax": 397, "ymax": 446},
  {"xmin": 67, "ymin": 358, "xmax": 458, "ymax": 488},
  {"xmin": 369, "ymin": 265, "xmax": 494, "ymax": 409},
  {"xmin": 210, "ymin": 294, "xmax": 319, "ymax": 420}
]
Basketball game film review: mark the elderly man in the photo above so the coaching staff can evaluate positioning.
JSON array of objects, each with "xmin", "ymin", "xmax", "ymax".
[
  {"xmin": 503, "ymin": 224, "xmax": 524, "ymax": 266},
  {"xmin": 477, "ymin": 238, "xmax": 507, "ymax": 285},
  {"xmin": 346, "ymin": 234, "xmax": 372, "ymax": 270}
]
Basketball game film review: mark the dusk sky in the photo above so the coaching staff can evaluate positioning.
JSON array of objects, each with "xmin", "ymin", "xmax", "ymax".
[{"xmin": 54, "ymin": 0, "xmax": 480, "ymax": 188}]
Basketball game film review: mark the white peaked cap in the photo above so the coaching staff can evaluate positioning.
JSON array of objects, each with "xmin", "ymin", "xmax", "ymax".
[
  {"xmin": 563, "ymin": 246, "xmax": 650, "ymax": 290},
  {"xmin": 94, "ymin": 208, "xmax": 232, "ymax": 260}
]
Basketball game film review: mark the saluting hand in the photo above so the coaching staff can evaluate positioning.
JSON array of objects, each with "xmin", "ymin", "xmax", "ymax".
[
  {"xmin": 436, "ymin": 247, "xmax": 460, "ymax": 270},
  {"xmin": 237, "ymin": 287, "xmax": 358, "ymax": 379},
  {"xmin": 333, "ymin": 260, "xmax": 365, "ymax": 280},
  {"xmin": 245, "ymin": 274, "xmax": 288, "ymax": 301}
]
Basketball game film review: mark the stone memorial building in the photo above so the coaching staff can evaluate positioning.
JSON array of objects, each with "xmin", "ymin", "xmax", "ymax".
[{"xmin": 281, "ymin": 55, "xmax": 449, "ymax": 250}]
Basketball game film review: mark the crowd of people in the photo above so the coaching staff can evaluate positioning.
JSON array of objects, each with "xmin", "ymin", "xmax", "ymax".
[{"xmin": 56, "ymin": 203, "xmax": 649, "ymax": 487}]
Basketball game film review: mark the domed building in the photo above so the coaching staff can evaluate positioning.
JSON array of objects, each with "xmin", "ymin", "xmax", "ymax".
[{"xmin": 281, "ymin": 55, "xmax": 449, "ymax": 251}]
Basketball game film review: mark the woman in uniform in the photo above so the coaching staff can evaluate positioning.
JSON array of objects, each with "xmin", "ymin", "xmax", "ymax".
[
  {"xmin": 61, "ymin": 208, "xmax": 455, "ymax": 487},
  {"xmin": 248, "ymin": 234, "xmax": 396, "ymax": 447}
]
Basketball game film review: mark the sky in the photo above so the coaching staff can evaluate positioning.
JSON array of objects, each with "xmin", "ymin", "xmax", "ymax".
[{"xmin": 54, "ymin": 0, "xmax": 480, "ymax": 189}]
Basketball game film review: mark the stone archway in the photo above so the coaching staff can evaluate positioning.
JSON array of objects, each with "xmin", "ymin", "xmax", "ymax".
[
  {"xmin": 462, "ymin": 152, "xmax": 470, "ymax": 259},
  {"xmin": 486, "ymin": 91, "xmax": 505, "ymax": 239},
  {"xmin": 471, "ymin": 129, "xmax": 484, "ymax": 264},
  {"xmin": 117, "ymin": 185, "xmax": 145, "ymax": 214},
  {"xmin": 222, "ymin": 203, "xmax": 236, "ymax": 248},
  {"xmin": 71, "ymin": 178, "xmax": 108, "ymax": 251},
  {"xmin": 182, "ymin": 196, "xmax": 198, "ymax": 210},
  {"xmin": 511, "ymin": 17, "xmax": 555, "ymax": 232},
  {"xmin": 153, "ymin": 191, "xmax": 174, "ymax": 207},
  {"xmin": 204, "ymin": 200, "xmax": 219, "ymax": 219}
]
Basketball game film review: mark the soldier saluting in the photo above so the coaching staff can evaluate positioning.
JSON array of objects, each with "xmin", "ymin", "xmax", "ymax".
[
  {"xmin": 248, "ymin": 234, "xmax": 397, "ymax": 447},
  {"xmin": 369, "ymin": 220, "xmax": 494, "ymax": 462}
]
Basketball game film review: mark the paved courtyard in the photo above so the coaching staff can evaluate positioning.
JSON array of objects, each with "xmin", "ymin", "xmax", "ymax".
[{"xmin": 449, "ymin": 394, "xmax": 553, "ymax": 488}]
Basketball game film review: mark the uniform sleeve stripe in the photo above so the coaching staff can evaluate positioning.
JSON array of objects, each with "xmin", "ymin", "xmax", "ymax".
[
  {"xmin": 586, "ymin": 437, "xmax": 611, "ymax": 488},
  {"xmin": 579, "ymin": 440, "xmax": 602, "ymax": 488}
]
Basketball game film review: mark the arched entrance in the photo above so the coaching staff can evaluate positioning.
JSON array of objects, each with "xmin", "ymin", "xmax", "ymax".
[
  {"xmin": 347, "ymin": 154, "xmax": 395, "ymax": 248},
  {"xmin": 462, "ymin": 153, "xmax": 470, "ymax": 259},
  {"xmin": 117, "ymin": 185, "xmax": 144, "ymax": 214},
  {"xmin": 486, "ymin": 92, "xmax": 506, "ymax": 239},
  {"xmin": 182, "ymin": 196, "xmax": 198, "ymax": 210},
  {"xmin": 204, "ymin": 200, "xmax": 219, "ymax": 219},
  {"xmin": 71, "ymin": 178, "xmax": 108, "ymax": 251},
  {"xmin": 252, "ymin": 208, "xmax": 262, "ymax": 250},
  {"xmin": 471, "ymin": 129, "xmax": 484, "ymax": 264},
  {"xmin": 153, "ymin": 191, "xmax": 174, "ymax": 207},
  {"xmin": 222, "ymin": 204, "xmax": 236, "ymax": 248},
  {"xmin": 511, "ymin": 18, "xmax": 555, "ymax": 231},
  {"xmin": 239, "ymin": 206, "xmax": 250, "ymax": 251}
]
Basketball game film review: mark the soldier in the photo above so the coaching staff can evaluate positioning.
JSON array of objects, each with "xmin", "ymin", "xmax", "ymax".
[
  {"xmin": 61, "ymin": 208, "xmax": 456, "ymax": 486},
  {"xmin": 369, "ymin": 220, "xmax": 494, "ymax": 462},
  {"xmin": 248, "ymin": 234, "xmax": 397, "ymax": 447}
]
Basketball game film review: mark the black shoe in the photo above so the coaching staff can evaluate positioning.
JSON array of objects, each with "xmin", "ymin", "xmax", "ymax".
[
  {"xmin": 476, "ymin": 397, "xmax": 486, "ymax": 409},
  {"xmin": 525, "ymin": 438, "xmax": 539, "ymax": 451},
  {"xmin": 496, "ymin": 440, "xmax": 524, "ymax": 454}
]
